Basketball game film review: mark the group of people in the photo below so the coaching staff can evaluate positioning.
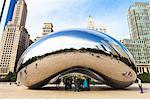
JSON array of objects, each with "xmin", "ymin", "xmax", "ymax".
[
  {"xmin": 63, "ymin": 76, "xmax": 90, "ymax": 92},
  {"xmin": 58, "ymin": 76, "xmax": 144, "ymax": 93}
]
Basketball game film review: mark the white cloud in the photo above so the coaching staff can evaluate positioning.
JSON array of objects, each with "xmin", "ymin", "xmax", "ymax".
[
  {"xmin": 25, "ymin": 0, "xmax": 87, "ymax": 40},
  {"xmin": 1, "ymin": 0, "xmax": 132, "ymax": 41}
]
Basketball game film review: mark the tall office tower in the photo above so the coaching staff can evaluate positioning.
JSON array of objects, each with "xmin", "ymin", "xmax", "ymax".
[
  {"xmin": 122, "ymin": 2, "xmax": 150, "ymax": 74},
  {"xmin": 87, "ymin": 16, "xmax": 107, "ymax": 33},
  {"xmin": 42, "ymin": 23, "xmax": 53, "ymax": 36},
  {"xmin": 0, "ymin": 0, "xmax": 30, "ymax": 78},
  {"xmin": 35, "ymin": 22, "xmax": 54, "ymax": 41},
  {"xmin": 128, "ymin": 2, "xmax": 150, "ymax": 40}
]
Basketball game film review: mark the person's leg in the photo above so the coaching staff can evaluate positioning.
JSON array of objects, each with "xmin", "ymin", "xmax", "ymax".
[
  {"xmin": 74, "ymin": 85, "xmax": 76, "ymax": 91},
  {"xmin": 140, "ymin": 85, "xmax": 143, "ymax": 93},
  {"xmin": 77, "ymin": 85, "xmax": 80, "ymax": 92},
  {"xmin": 67, "ymin": 83, "xmax": 69, "ymax": 90},
  {"xmin": 69, "ymin": 83, "xmax": 71, "ymax": 90},
  {"xmin": 75, "ymin": 85, "xmax": 78, "ymax": 91},
  {"xmin": 65, "ymin": 84, "xmax": 67, "ymax": 90}
]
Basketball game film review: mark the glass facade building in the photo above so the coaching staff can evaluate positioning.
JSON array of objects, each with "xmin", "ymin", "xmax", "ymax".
[{"xmin": 122, "ymin": 2, "xmax": 150, "ymax": 74}]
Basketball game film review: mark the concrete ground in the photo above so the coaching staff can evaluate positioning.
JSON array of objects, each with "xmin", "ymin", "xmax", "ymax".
[{"xmin": 0, "ymin": 83, "xmax": 150, "ymax": 99}]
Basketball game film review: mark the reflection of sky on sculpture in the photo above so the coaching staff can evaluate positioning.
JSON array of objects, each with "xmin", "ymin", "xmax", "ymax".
[
  {"xmin": 23, "ymin": 36, "xmax": 99, "ymax": 63},
  {"xmin": 99, "ymin": 32, "xmax": 135, "ymax": 64},
  {"xmin": 92, "ymin": 30, "xmax": 135, "ymax": 63},
  {"xmin": 20, "ymin": 29, "xmax": 135, "ymax": 64}
]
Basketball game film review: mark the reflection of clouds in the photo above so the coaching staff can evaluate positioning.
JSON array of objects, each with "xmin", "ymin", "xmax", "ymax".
[
  {"xmin": 23, "ymin": 36, "xmax": 99, "ymax": 63},
  {"xmin": 21, "ymin": 29, "xmax": 135, "ymax": 67},
  {"xmin": 25, "ymin": 0, "xmax": 132, "ymax": 41}
]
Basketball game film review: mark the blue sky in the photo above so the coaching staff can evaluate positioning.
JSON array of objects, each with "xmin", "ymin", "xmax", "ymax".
[{"xmin": 0, "ymin": 0, "xmax": 150, "ymax": 40}]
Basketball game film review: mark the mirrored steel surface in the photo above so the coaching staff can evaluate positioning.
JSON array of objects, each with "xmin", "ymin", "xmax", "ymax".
[{"xmin": 16, "ymin": 29, "xmax": 137, "ymax": 89}]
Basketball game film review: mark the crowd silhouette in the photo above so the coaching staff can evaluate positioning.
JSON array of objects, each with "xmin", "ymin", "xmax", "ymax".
[{"xmin": 56, "ymin": 75, "xmax": 91, "ymax": 92}]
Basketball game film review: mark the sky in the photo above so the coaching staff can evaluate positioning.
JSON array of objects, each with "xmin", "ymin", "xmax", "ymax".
[{"xmin": 0, "ymin": 0, "xmax": 150, "ymax": 41}]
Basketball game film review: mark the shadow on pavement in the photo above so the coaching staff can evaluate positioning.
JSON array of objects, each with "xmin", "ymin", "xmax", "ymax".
[{"xmin": 28, "ymin": 85, "xmax": 149, "ymax": 92}]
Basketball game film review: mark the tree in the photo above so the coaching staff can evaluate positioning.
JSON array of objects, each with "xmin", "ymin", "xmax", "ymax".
[{"xmin": 138, "ymin": 72, "xmax": 150, "ymax": 83}]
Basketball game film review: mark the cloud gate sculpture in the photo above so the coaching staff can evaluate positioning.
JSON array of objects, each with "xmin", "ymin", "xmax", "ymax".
[{"xmin": 16, "ymin": 29, "xmax": 137, "ymax": 89}]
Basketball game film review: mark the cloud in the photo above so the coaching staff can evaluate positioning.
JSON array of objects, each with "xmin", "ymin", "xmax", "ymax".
[
  {"xmin": 1, "ymin": 0, "xmax": 149, "ymax": 41},
  {"xmin": 25, "ymin": 0, "xmax": 87, "ymax": 40}
]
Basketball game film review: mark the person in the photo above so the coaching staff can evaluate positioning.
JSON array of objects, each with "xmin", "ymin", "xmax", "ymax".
[
  {"xmin": 93, "ymin": 81, "xmax": 96, "ymax": 86},
  {"xmin": 83, "ymin": 79, "xmax": 88, "ymax": 90},
  {"xmin": 77, "ymin": 79, "xmax": 81, "ymax": 91},
  {"xmin": 74, "ymin": 77, "xmax": 80, "ymax": 92},
  {"xmin": 55, "ymin": 78, "xmax": 61, "ymax": 89},
  {"xmin": 87, "ymin": 78, "xmax": 91, "ymax": 90},
  {"xmin": 63, "ymin": 77, "xmax": 67, "ymax": 90},
  {"xmin": 137, "ymin": 78, "xmax": 143, "ymax": 93},
  {"xmin": 74, "ymin": 78, "xmax": 78, "ymax": 91},
  {"xmin": 66, "ymin": 77, "xmax": 70, "ymax": 90},
  {"xmin": 68, "ymin": 77, "xmax": 73, "ymax": 90},
  {"xmin": 80, "ymin": 79, "xmax": 84, "ymax": 91}
]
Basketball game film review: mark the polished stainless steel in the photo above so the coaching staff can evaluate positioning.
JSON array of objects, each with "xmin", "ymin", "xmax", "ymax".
[{"xmin": 16, "ymin": 29, "xmax": 137, "ymax": 89}]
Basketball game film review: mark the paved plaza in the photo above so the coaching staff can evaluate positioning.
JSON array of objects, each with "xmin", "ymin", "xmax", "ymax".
[{"xmin": 0, "ymin": 83, "xmax": 150, "ymax": 99}]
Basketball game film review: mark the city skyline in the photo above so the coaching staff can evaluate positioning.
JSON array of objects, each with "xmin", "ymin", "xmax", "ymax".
[
  {"xmin": 0, "ymin": 0, "xmax": 150, "ymax": 41},
  {"xmin": 0, "ymin": 0, "xmax": 150, "ymax": 95}
]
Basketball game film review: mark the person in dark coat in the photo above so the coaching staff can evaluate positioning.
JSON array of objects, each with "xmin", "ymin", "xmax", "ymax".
[
  {"xmin": 137, "ymin": 78, "xmax": 143, "ymax": 93},
  {"xmin": 74, "ymin": 78, "xmax": 80, "ymax": 92}
]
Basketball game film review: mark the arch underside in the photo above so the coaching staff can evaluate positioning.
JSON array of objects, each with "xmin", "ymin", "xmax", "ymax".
[{"xmin": 28, "ymin": 66, "xmax": 133, "ymax": 89}]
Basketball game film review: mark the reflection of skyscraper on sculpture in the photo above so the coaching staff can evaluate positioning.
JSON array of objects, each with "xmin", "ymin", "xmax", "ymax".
[{"xmin": 87, "ymin": 15, "xmax": 107, "ymax": 33}]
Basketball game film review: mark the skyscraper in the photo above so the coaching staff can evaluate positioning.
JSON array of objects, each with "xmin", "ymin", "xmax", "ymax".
[
  {"xmin": 122, "ymin": 2, "xmax": 150, "ymax": 74},
  {"xmin": 35, "ymin": 22, "xmax": 54, "ymax": 41},
  {"xmin": 128, "ymin": 2, "xmax": 150, "ymax": 40},
  {"xmin": 42, "ymin": 23, "xmax": 53, "ymax": 36},
  {"xmin": 0, "ymin": 0, "xmax": 30, "ymax": 78},
  {"xmin": 87, "ymin": 16, "xmax": 107, "ymax": 33}
]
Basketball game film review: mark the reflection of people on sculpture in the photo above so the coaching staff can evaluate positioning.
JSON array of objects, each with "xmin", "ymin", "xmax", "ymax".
[{"xmin": 137, "ymin": 78, "xmax": 143, "ymax": 93}]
